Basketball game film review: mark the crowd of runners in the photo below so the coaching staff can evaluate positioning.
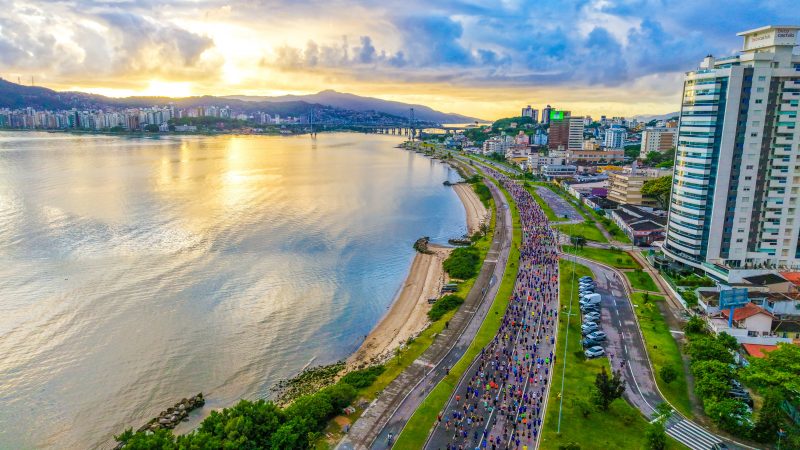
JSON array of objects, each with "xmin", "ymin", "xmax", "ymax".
[{"xmin": 428, "ymin": 166, "xmax": 560, "ymax": 450}]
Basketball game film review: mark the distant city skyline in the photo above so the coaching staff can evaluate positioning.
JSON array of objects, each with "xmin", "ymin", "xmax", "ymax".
[{"xmin": 1, "ymin": 1, "xmax": 799, "ymax": 119}]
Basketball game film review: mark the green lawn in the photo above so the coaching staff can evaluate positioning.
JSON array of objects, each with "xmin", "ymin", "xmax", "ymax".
[
  {"xmin": 394, "ymin": 167, "xmax": 523, "ymax": 449},
  {"xmin": 565, "ymin": 246, "xmax": 641, "ymax": 269},
  {"xmin": 553, "ymin": 220, "xmax": 608, "ymax": 243},
  {"xmin": 625, "ymin": 270, "xmax": 659, "ymax": 291},
  {"xmin": 541, "ymin": 261, "xmax": 686, "ymax": 449},
  {"xmin": 630, "ymin": 293, "xmax": 693, "ymax": 418}
]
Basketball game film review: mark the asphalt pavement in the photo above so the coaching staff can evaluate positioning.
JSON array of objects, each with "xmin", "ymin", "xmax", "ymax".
[
  {"xmin": 425, "ymin": 163, "xmax": 560, "ymax": 450},
  {"xmin": 337, "ymin": 165, "xmax": 513, "ymax": 450},
  {"xmin": 561, "ymin": 253, "xmax": 747, "ymax": 450}
]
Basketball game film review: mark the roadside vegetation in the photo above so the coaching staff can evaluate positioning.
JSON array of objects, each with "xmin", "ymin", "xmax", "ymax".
[
  {"xmin": 554, "ymin": 220, "xmax": 608, "ymax": 243},
  {"xmin": 395, "ymin": 175, "xmax": 524, "ymax": 448},
  {"xmin": 630, "ymin": 292, "xmax": 692, "ymax": 417},
  {"xmin": 427, "ymin": 294, "xmax": 464, "ymax": 321},
  {"xmin": 626, "ymin": 269, "xmax": 658, "ymax": 291},
  {"xmin": 442, "ymin": 246, "xmax": 481, "ymax": 279},
  {"xmin": 564, "ymin": 246, "xmax": 640, "ymax": 269},
  {"xmin": 541, "ymin": 261, "xmax": 684, "ymax": 449}
]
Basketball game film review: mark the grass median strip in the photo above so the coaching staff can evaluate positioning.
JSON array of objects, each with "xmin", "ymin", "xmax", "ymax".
[
  {"xmin": 394, "ymin": 179, "xmax": 523, "ymax": 449},
  {"xmin": 630, "ymin": 292, "xmax": 693, "ymax": 418},
  {"xmin": 625, "ymin": 270, "xmax": 658, "ymax": 291},
  {"xmin": 541, "ymin": 260, "xmax": 686, "ymax": 449},
  {"xmin": 553, "ymin": 220, "xmax": 608, "ymax": 243},
  {"xmin": 564, "ymin": 246, "xmax": 640, "ymax": 269}
]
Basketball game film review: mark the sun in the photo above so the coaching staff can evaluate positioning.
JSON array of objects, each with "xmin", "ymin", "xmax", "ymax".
[{"xmin": 142, "ymin": 80, "xmax": 194, "ymax": 98}]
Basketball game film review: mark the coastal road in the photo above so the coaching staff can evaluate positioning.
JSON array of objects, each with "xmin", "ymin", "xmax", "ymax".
[
  {"xmin": 337, "ymin": 169, "xmax": 513, "ymax": 450},
  {"xmin": 560, "ymin": 253, "xmax": 746, "ymax": 450}
]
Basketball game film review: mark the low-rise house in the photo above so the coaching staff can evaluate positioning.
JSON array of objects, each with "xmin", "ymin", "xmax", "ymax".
[
  {"xmin": 610, "ymin": 204, "xmax": 667, "ymax": 246},
  {"xmin": 707, "ymin": 302, "xmax": 792, "ymax": 345}
]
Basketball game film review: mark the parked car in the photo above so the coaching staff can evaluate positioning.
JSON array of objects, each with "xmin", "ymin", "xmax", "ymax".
[
  {"xmin": 583, "ymin": 311, "xmax": 600, "ymax": 321},
  {"xmin": 585, "ymin": 331, "xmax": 607, "ymax": 341},
  {"xmin": 581, "ymin": 306, "xmax": 600, "ymax": 315},
  {"xmin": 581, "ymin": 322, "xmax": 600, "ymax": 335},
  {"xmin": 579, "ymin": 294, "xmax": 602, "ymax": 306},
  {"xmin": 581, "ymin": 337, "xmax": 602, "ymax": 347},
  {"xmin": 579, "ymin": 276, "xmax": 593, "ymax": 282},
  {"xmin": 711, "ymin": 443, "xmax": 729, "ymax": 450},
  {"xmin": 584, "ymin": 346, "xmax": 605, "ymax": 358}
]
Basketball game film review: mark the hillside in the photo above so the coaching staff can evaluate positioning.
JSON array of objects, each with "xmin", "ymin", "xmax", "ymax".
[{"xmin": 225, "ymin": 90, "xmax": 481, "ymax": 124}]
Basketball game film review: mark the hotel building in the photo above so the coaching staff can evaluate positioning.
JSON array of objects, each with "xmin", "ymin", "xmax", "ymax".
[{"xmin": 663, "ymin": 26, "xmax": 800, "ymax": 282}]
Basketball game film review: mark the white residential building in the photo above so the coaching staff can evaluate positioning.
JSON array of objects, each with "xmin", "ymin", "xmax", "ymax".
[
  {"xmin": 663, "ymin": 25, "xmax": 800, "ymax": 283},
  {"xmin": 603, "ymin": 125, "xmax": 626, "ymax": 149},
  {"xmin": 640, "ymin": 127, "xmax": 678, "ymax": 157}
]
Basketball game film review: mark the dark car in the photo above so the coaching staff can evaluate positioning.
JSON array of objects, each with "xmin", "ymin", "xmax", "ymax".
[
  {"xmin": 711, "ymin": 443, "xmax": 729, "ymax": 450},
  {"xmin": 581, "ymin": 337, "xmax": 602, "ymax": 347}
]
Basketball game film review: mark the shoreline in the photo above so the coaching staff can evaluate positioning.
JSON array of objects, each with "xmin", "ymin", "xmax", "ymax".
[
  {"xmin": 346, "ymin": 244, "xmax": 452, "ymax": 369},
  {"xmin": 346, "ymin": 158, "xmax": 487, "ymax": 371},
  {"xmin": 452, "ymin": 183, "xmax": 489, "ymax": 235}
]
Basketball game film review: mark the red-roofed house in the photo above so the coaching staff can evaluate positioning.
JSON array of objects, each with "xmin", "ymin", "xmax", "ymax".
[
  {"xmin": 742, "ymin": 343, "xmax": 778, "ymax": 358},
  {"xmin": 719, "ymin": 303, "xmax": 774, "ymax": 336},
  {"xmin": 708, "ymin": 303, "xmax": 791, "ymax": 344}
]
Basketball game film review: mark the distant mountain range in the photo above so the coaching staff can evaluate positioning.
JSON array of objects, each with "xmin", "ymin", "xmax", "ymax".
[
  {"xmin": 633, "ymin": 112, "xmax": 680, "ymax": 122},
  {"xmin": 0, "ymin": 79, "xmax": 478, "ymax": 124},
  {"xmin": 225, "ymin": 90, "xmax": 482, "ymax": 124}
]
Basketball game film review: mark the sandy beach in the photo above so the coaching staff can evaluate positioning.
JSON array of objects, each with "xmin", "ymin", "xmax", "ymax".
[
  {"xmin": 453, "ymin": 183, "xmax": 489, "ymax": 235},
  {"xmin": 347, "ymin": 244, "xmax": 452, "ymax": 369}
]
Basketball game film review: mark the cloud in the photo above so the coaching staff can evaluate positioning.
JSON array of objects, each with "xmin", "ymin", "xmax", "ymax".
[{"xmin": 0, "ymin": 2, "xmax": 219, "ymax": 84}]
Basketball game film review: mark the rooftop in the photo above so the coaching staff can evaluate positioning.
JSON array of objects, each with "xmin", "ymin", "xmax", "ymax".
[
  {"xmin": 743, "ymin": 273, "xmax": 788, "ymax": 286},
  {"xmin": 742, "ymin": 343, "xmax": 779, "ymax": 359},
  {"xmin": 720, "ymin": 303, "xmax": 774, "ymax": 321}
]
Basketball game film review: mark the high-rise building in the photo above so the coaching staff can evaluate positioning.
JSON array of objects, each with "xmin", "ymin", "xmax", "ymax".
[
  {"xmin": 542, "ymin": 105, "xmax": 552, "ymax": 125},
  {"xmin": 663, "ymin": 25, "xmax": 800, "ymax": 282},
  {"xmin": 522, "ymin": 105, "xmax": 533, "ymax": 117},
  {"xmin": 548, "ymin": 112, "xmax": 584, "ymax": 152},
  {"xmin": 604, "ymin": 125, "xmax": 627, "ymax": 149},
  {"xmin": 640, "ymin": 127, "xmax": 678, "ymax": 157}
]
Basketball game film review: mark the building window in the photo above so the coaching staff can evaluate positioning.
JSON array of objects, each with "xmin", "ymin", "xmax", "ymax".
[
  {"xmin": 755, "ymin": 99, "xmax": 763, "ymax": 104},
  {"xmin": 756, "ymin": 87, "xmax": 765, "ymax": 93},
  {"xmin": 758, "ymin": 76, "xmax": 766, "ymax": 81},
  {"xmin": 748, "ymin": 331, "xmax": 758, "ymax": 337}
]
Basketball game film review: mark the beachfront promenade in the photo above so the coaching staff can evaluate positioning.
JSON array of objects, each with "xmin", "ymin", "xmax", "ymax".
[
  {"xmin": 425, "ymin": 164, "xmax": 560, "ymax": 450},
  {"xmin": 337, "ymin": 169, "xmax": 514, "ymax": 450}
]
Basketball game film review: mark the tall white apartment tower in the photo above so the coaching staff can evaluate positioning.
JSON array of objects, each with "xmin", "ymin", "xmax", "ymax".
[{"xmin": 663, "ymin": 26, "xmax": 800, "ymax": 282}]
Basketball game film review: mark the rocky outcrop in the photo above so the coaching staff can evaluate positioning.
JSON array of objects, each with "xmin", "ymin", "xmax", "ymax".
[{"xmin": 136, "ymin": 393, "xmax": 205, "ymax": 433}]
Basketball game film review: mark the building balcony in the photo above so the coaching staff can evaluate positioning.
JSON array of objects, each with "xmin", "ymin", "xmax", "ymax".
[
  {"xmin": 782, "ymin": 92, "xmax": 800, "ymax": 101},
  {"xmin": 776, "ymin": 136, "xmax": 794, "ymax": 145},
  {"xmin": 777, "ymin": 125, "xmax": 797, "ymax": 134}
]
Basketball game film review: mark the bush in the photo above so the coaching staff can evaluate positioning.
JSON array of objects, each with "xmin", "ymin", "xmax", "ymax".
[
  {"xmin": 340, "ymin": 365, "xmax": 385, "ymax": 389},
  {"xmin": 472, "ymin": 181, "xmax": 492, "ymax": 206},
  {"xmin": 443, "ymin": 247, "xmax": 481, "ymax": 279},
  {"xmin": 659, "ymin": 365, "xmax": 678, "ymax": 384},
  {"xmin": 684, "ymin": 316, "xmax": 706, "ymax": 334},
  {"xmin": 428, "ymin": 294, "xmax": 464, "ymax": 321}
]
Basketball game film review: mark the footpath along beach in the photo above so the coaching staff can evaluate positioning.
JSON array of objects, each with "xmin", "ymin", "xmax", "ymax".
[{"xmin": 347, "ymin": 170, "xmax": 486, "ymax": 370}]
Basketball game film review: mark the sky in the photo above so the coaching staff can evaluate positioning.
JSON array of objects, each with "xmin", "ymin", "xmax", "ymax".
[{"xmin": 1, "ymin": 1, "xmax": 799, "ymax": 120}]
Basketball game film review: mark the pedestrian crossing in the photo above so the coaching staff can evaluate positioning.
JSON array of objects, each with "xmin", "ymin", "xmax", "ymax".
[{"xmin": 665, "ymin": 417, "xmax": 722, "ymax": 450}]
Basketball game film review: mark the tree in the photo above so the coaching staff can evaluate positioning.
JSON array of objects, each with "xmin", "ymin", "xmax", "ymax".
[
  {"xmin": 692, "ymin": 360, "xmax": 734, "ymax": 400},
  {"xmin": 741, "ymin": 343, "xmax": 800, "ymax": 395},
  {"xmin": 144, "ymin": 124, "xmax": 160, "ymax": 132},
  {"xmin": 645, "ymin": 420, "xmax": 667, "ymax": 450},
  {"xmin": 704, "ymin": 398, "xmax": 752, "ymax": 434},
  {"xmin": 659, "ymin": 365, "xmax": 678, "ymax": 384},
  {"xmin": 641, "ymin": 175, "xmax": 673, "ymax": 209},
  {"xmin": 684, "ymin": 315, "xmax": 706, "ymax": 334},
  {"xmin": 570, "ymin": 235, "xmax": 587, "ymax": 249},
  {"xmin": 687, "ymin": 335, "xmax": 734, "ymax": 365},
  {"xmin": 717, "ymin": 332, "xmax": 739, "ymax": 351},
  {"xmin": 752, "ymin": 389, "xmax": 784, "ymax": 443},
  {"xmin": 592, "ymin": 367, "xmax": 626, "ymax": 411},
  {"xmin": 115, "ymin": 428, "xmax": 178, "ymax": 449}
]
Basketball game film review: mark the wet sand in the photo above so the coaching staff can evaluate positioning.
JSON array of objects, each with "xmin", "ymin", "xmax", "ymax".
[
  {"xmin": 453, "ymin": 183, "xmax": 489, "ymax": 235},
  {"xmin": 347, "ymin": 244, "xmax": 452, "ymax": 369}
]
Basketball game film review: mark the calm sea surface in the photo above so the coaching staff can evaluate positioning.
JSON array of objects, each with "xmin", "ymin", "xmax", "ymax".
[{"xmin": 0, "ymin": 132, "xmax": 465, "ymax": 449}]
